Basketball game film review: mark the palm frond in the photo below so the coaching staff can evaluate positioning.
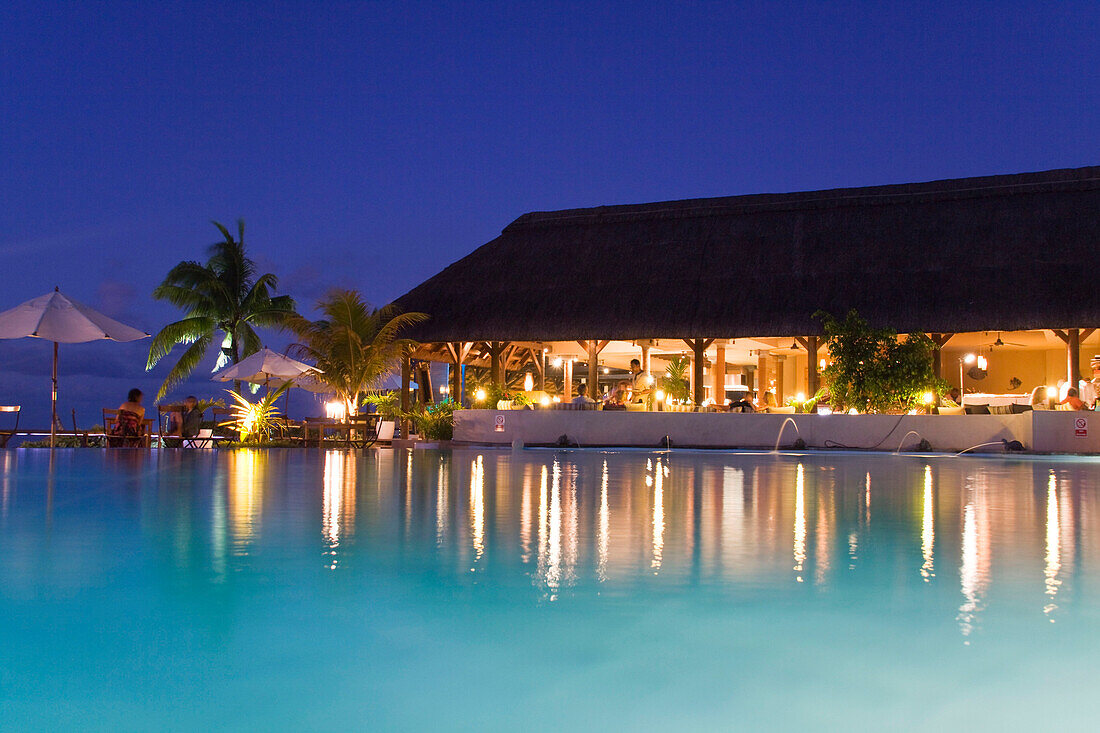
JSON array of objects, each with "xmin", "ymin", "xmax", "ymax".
[
  {"xmin": 147, "ymin": 317, "xmax": 215, "ymax": 368},
  {"xmin": 156, "ymin": 334, "xmax": 213, "ymax": 401}
]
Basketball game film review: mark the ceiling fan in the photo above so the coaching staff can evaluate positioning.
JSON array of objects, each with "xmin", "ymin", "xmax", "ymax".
[{"xmin": 983, "ymin": 332, "xmax": 1027, "ymax": 349}]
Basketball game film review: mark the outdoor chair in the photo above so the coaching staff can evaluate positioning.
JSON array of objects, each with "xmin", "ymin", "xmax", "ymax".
[
  {"xmin": 345, "ymin": 413, "xmax": 380, "ymax": 449},
  {"xmin": 102, "ymin": 408, "xmax": 153, "ymax": 448},
  {"xmin": 376, "ymin": 420, "xmax": 396, "ymax": 444},
  {"xmin": 0, "ymin": 405, "xmax": 20, "ymax": 448},
  {"xmin": 936, "ymin": 406, "xmax": 965, "ymax": 415},
  {"xmin": 212, "ymin": 407, "xmax": 238, "ymax": 441}
]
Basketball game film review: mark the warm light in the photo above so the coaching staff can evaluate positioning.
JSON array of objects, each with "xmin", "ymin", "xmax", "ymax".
[
  {"xmin": 439, "ymin": 385, "xmax": 449, "ymax": 394},
  {"xmin": 602, "ymin": 367, "xmax": 610, "ymax": 374},
  {"xmin": 524, "ymin": 373, "xmax": 534, "ymax": 392},
  {"xmin": 551, "ymin": 357, "xmax": 563, "ymax": 368},
  {"xmin": 475, "ymin": 388, "xmax": 487, "ymax": 402},
  {"xmin": 819, "ymin": 358, "xmax": 827, "ymax": 370},
  {"xmin": 796, "ymin": 392, "xmax": 806, "ymax": 403},
  {"xmin": 977, "ymin": 356, "xmax": 987, "ymax": 370},
  {"xmin": 646, "ymin": 374, "xmax": 655, "ymax": 386},
  {"xmin": 817, "ymin": 406, "xmax": 833, "ymax": 416},
  {"xmin": 963, "ymin": 353, "xmax": 976, "ymax": 364},
  {"xmin": 325, "ymin": 400, "xmax": 347, "ymax": 420},
  {"xmin": 723, "ymin": 398, "xmax": 731, "ymax": 406},
  {"xmin": 1047, "ymin": 385, "xmax": 1057, "ymax": 401},
  {"xmin": 655, "ymin": 389, "xmax": 666, "ymax": 402},
  {"xmin": 552, "ymin": 396, "xmax": 561, "ymax": 403},
  {"xmin": 922, "ymin": 391, "xmax": 935, "ymax": 405},
  {"xmin": 539, "ymin": 395, "xmax": 551, "ymax": 406},
  {"xmin": 848, "ymin": 408, "xmax": 859, "ymax": 415}
]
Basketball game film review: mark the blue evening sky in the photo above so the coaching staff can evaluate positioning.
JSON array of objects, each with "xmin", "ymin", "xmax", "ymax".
[{"xmin": 1, "ymin": 1, "xmax": 1098, "ymax": 425}]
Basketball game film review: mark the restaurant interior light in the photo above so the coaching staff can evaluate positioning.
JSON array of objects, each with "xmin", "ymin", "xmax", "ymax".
[
  {"xmin": 539, "ymin": 395, "xmax": 550, "ymax": 406},
  {"xmin": 523, "ymin": 372, "xmax": 534, "ymax": 392},
  {"xmin": 439, "ymin": 385, "xmax": 449, "ymax": 394},
  {"xmin": 922, "ymin": 391, "xmax": 934, "ymax": 405},
  {"xmin": 963, "ymin": 353, "xmax": 977, "ymax": 365},
  {"xmin": 602, "ymin": 367, "xmax": 610, "ymax": 374},
  {"xmin": 655, "ymin": 389, "xmax": 666, "ymax": 402},
  {"xmin": 977, "ymin": 355, "xmax": 988, "ymax": 370},
  {"xmin": 796, "ymin": 392, "xmax": 806, "ymax": 403},
  {"xmin": 475, "ymin": 388, "xmax": 486, "ymax": 402},
  {"xmin": 551, "ymin": 357, "xmax": 563, "ymax": 368}
]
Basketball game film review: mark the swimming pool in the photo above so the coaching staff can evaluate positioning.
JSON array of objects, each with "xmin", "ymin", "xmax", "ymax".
[{"xmin": 2, "ymin": 448, "xmax": 1098, "ymax": 730}]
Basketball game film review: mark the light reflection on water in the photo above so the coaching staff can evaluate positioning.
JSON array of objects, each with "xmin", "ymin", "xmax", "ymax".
[{"xmin": 3, "ymin": 448, "xmax": 1100, "ymax": 728}]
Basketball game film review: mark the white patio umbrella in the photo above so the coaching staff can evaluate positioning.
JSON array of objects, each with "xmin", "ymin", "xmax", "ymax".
[
  {"xmin": 0, "ymin": 288, "xmax": 150, "ymax": 447},
  {"xmin": 211, "ymin": 347, "xmax": 321, "ymax": 389}
]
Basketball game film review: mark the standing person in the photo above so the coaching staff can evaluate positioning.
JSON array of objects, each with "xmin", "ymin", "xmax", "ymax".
[{"xmin": 628, "ymin": 358, "xmax": 651, "ymax": 403}]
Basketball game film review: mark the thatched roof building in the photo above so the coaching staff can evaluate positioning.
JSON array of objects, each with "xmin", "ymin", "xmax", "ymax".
[{"xmin": 396, "ymin": 166, "xmax": 1100, "ymax": 343}]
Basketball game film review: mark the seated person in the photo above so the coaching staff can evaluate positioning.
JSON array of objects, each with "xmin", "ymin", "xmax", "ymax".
[
  {"xmin": 944, "ymin": 387, "xmax": 962, "ymax": 407},
  {"xmin": 603, "ymin": 381, "xmax": 630, "ymax": 409},
  {"xmin": 166, "ymin": 395, "xmax": 203, "ymax": 438},
  {"xmin": 111, "ymin": 388, "xmax": 145, "ymax": 442},
  {"xmin": 571, "ymin": 383, "xmax": 596, "ymax": 405},
  {"xmin": 759, "ymin": 390, "xmax": 777, "ymax": 409},
  {"xmin": 728, "ymin": 392, "xmax": 757, "ymax": 413},
  {"xmin": 1059, "ymin": 387, "xmax": 1089, "ymax": 411}
]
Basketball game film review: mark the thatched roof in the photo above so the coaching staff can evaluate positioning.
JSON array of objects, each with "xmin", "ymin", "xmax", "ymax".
[{"xmin": 395, "ymin": 166, "xmax": 1100, "ymax": 343}]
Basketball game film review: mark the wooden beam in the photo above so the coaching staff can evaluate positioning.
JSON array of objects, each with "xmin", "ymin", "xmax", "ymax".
[
  {"xmin": 1051, "ymin": 329, "xmax": 1069, "ymax": 344},
  {"xmin": 806, "ymin": 336, "xmax": 819, "ymax": 396},
  {"xmin": 1067, "ymin": 328, "xmax": 1082, "ymax": 384},
  {"xmin": 1081, "ymin": 328, "xmax": 1096, "ymax": 342},
  {"xmin": 400, "ymin": 353, "xmax": 411, "ymax": 438},
  {"xmin": 929, "ymin": 333, "xmax": 954, "ymax": 380}
]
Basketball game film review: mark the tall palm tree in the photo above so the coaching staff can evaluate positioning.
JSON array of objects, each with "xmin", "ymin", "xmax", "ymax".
[
  {"xmin": 147, "ymin": 220, "xmax": 297, "ymax": 400},
  {"xmin": 289, "ymin": 289, "xmax": 427, "ymax": 414}
]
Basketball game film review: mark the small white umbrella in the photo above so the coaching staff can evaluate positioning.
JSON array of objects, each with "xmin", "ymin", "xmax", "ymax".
[
  {"xmin": 212, "ymin": 348, "xmax": 327, "ymax": 425},
  {"xmin": 0, "ymin": 288, "xmax": 150, "ymax": 446},
  {"xmin": 212, "ymin": 347, "xmax": 319, "ymax": 388}
]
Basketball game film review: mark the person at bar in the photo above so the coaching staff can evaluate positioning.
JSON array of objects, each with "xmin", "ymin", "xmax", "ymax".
[
  {"xmin": 571, "ymin": 383, "xmax": 596, "ymax": 406},
  {"xmin": 729, "ymin": 391, "xmax": 757, "ymax": 413},
  {"xmin": 1059, "ymin": 387, "xmax": 1089, "ymax": 411},
  {"xmin": 628, "ymin": 359, "xmax": 651, "ymax": 404}
]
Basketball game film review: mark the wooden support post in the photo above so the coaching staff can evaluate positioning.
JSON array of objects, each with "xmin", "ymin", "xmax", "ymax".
[
  {"xmin": 795, "ymin": 336, "xmax": 820, "ymax": 397},
  {"xmin": 417, "ymin": 363, "xmax": 432, "ymax": 405},
  {"xmin": 775, "ymin": 355, "xmax": 786, "ymax": 405},
  {"xmin": 1069, "ymin": 328, "xmax": 1081, "ymax": 385},
  {"xmin": 537, "ymin": 345, "xmax": 546, "ymax": 390},
  {"xmin": 489, "ymin": 341, "xmax": 506, "ymax": 386},
  {"xmin": 1052, "ymin": 329, "xmax": 1089, "ymax": 386},
  {"xmin": 806, "ymin": 336, "xmax": 819, "ymax": 396},
  {"xmin": 563, "ymin": 358, "xmax": 574, "ymax": 401},
  {"xmin": 757, "ymin": 352, "xmax": 769, "ymax": 402},
  {"xmin": 640, "ymin": 343, "xmax": 651, "ymax": 376},
  {"xmin": 446, "ymin": 342, "xmax": 473, "ymax": 405},
  {"xmin": 683, "ymin": 338, "xmax": 714, "ymax": 406},
  {"xmin": 587, "ymin": 341, "xmax": 599, "ymax": 399},
  {"xmin": 929, "ymin": 333, "xmax": 954, "ymax": 380},
  {"xmin": 712, "ymin": 343, "xmax": 726, "ymax": 405},
  {"xmin": 400, "ymin": 354, "xmax": 411, "ymax": 438}
]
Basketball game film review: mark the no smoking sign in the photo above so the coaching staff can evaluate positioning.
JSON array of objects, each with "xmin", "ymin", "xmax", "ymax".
[{"xmin": 1075, "ymin": 416, "xmax": 1088, "ymax": 438}]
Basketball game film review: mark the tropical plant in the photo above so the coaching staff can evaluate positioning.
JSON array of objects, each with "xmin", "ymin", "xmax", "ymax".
[
  {"xmin": 222, "ymin": 382, "xmax": 290, "ymax": 442},
  {"xmin": 405, "ymin": 401, "xmax": 458, "ymax": 440},
  {"xmin": 362, "ymin": 390, "xmax": 401, "ymax": 420},
  {"xmin": 289, "ymin": 289, "xmax": 427, "ymax": 415},
  {"xmin": 816, "ymin": 309, "xmax": 949, "ymax": 413},
  {"xmin": 658, "ymin": 356, "xmax": 692, "ymax": 403},
  {"xmin": 146, "ymin": 220, "xmax": 297, "ymax": 400}
]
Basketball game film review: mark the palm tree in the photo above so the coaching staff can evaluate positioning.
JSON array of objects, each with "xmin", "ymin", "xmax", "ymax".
[
  {"xmin": 289, "ymin": 289, "xmax": 427, "ymax": 415},
  {"xmin": 146, "ymin": 220, "xmax": 297, "ymax": 400}
]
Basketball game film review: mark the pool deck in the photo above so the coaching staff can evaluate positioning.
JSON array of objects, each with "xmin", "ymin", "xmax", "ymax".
[{"xmin": 454, "ymin": 409, "xmax": 1100, "ymax": 454}]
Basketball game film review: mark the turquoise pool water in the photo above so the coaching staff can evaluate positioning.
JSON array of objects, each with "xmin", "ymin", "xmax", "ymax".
[{"xmin": 2, "ymin": 448, "xmax": 1098, "ymax": 731}]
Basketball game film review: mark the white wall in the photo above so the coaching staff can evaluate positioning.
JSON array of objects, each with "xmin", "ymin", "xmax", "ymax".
[{"xmin": 455, "ymin": 410, "xmax": 1055, "ymax": 453}]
